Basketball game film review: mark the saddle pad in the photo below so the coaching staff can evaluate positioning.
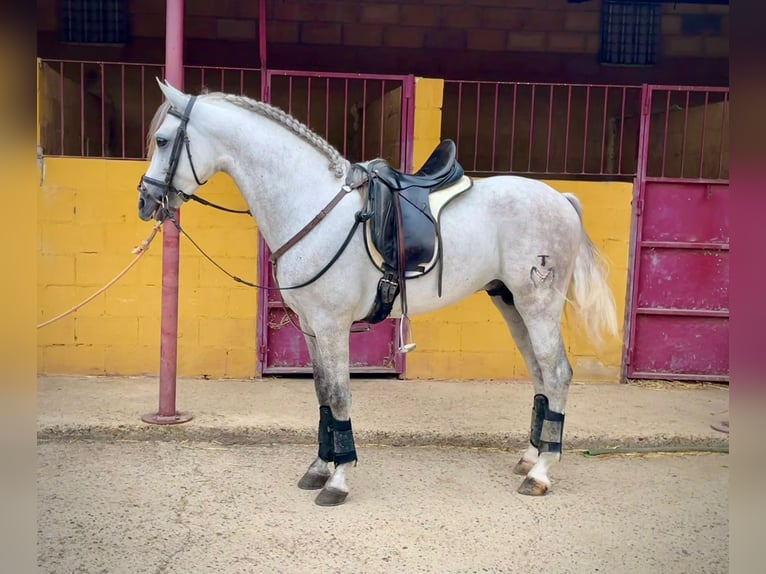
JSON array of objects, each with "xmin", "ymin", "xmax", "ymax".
[{"xmin": 364, "ymin": 175, "xmax": 473, "ymax": 276}]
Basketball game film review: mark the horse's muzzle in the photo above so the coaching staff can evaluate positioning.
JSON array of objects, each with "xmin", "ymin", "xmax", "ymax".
[{"xmin": 137, "ymin": 179, "xmax": 165, "ymax": 221}]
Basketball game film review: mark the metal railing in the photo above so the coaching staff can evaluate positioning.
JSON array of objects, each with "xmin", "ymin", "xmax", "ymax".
[
  {"xmin": 641, "ymin": 85, "xmax": 729, "ymax": 181},
  {"xmin": 38, "ymin": 59, "xmax": 263, "ymax": 160},
  {"xmin": 265, "ymin": 70, "xmax": 413, "ymax": 171},
  {"xmin": 38, "ymin": 60, "xmax": 728, "ymax": 183},
  {"xmin": 441, "ymin": 80, "xmax": 644, "ymax": 179},
  {"xmin": 37, "ymin": 59, "xmax": 413, "ymax": 170}
]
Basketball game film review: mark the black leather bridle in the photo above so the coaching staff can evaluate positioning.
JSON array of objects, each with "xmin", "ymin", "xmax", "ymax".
[{"xmin": 139, "ymin": 95, "xmax": 208, "ymax": 217}]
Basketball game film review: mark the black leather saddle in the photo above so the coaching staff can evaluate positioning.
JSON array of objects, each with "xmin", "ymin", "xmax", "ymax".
[
  {"xmin": 366, "ymin": 139, "xmax": 464, "ymax": 274},
  {"xmin": 357, "ymin": 139, "xmax": 467, "ymax": 324}
]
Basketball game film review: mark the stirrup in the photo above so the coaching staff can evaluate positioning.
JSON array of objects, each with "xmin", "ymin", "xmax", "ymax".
[{"xmin": 398, "ymin": 314, "xmax": 416, "ymax": 353}]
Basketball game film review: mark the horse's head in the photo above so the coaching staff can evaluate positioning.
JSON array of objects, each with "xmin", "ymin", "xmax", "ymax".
[{"xmin": 137, "ymin": 80, "xmax": 215, "ymax": 221}]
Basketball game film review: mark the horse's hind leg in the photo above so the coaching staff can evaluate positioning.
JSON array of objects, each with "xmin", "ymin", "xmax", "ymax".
[
  {"xmin": 488, "ymin": 291, "xmax": 545, "ymax": 477},
  {"xmin": 513, "ymin": 299, "xmax": 573, "ymax": 496},
  {"xmin": 297, "ymin": 335, "xmax": 333, "ymax": 491}
]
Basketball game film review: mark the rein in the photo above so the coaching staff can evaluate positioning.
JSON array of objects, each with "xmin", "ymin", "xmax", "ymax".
[
  {"xmin": 180, "ymin": 193, "xmax": 251, "ymax": 214},
  {"xmin": 166, "ymin": 182, "xmax": 370, "ymax": 339},
  {"xmin": 167, "ymin": 196, "xmax": 369, "ymax": 292}
]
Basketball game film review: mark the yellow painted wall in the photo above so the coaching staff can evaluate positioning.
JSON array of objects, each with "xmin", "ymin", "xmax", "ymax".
[
  {"xmin": 37, "ymin": 158, "xmax": 260, "ymax": 378},
  {"xmin": 37, "ymin": 77, "xmax": 632, "ymax": 382},
  {"xmin": 407, "ymin": 78, "xmax": 632, "ymax": 382}
]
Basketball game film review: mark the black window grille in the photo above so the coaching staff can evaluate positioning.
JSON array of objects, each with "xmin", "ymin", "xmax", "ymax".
[
  {"xmin": 600, "ymin": 1, "xmax": 661, "ymax": 66},
  {"xmin": 61, "ymin": 0, "xmax": 128, "ymax": 45}
]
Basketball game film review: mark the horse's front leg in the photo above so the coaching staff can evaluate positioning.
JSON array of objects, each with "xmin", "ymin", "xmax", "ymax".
[
  {"xmin": 297, "ymin": 333, "xmax": 333, "ymax": 490},
  {"xmin": 298, "ymin": 326, "xmax": 357, "ymax": 506}
]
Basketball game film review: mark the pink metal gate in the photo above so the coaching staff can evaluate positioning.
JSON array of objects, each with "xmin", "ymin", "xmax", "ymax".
[
  {"xmin": 257, "ymin": 70, "xmax": 415, "ymax": 375},
  {"xmin": 625, "ymin": 85, "xmax": 729, "ymax": 382}
]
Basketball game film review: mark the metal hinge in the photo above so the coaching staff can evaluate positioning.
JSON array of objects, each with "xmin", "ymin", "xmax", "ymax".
[
  {"xmin": 257, "ymin": 344, "xmax": 267, "ymax": 365},
  {"xmin": 634, "ymin": 198, "xmax": 644, "ymax": 216},
  {"xmin": 37, "ymin": 145, "xmax": 45, "ymax": 185}
]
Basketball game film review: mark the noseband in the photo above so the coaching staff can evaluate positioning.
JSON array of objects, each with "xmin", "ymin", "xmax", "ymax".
[{"xmin": 139, "ymin": 95, "xmax": 208, "ymax": 213}]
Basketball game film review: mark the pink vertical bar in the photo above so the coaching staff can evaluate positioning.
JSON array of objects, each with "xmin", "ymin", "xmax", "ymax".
[
  {"xmin": 201, "ymin": 67, "xmax": 205, "ymax": 91},
  {"xmin": 361, "ymin": 80, "xmax": 367, "ymax": 159},
  {"xmin": 140, "ymin": 65, "xmax": 146, "ymax": 158},
  {"xmin": 679, "ymin": 90, "xmax": 690, "ymax": 178},
  {"xmin": 455, "ymin": 82, "xmax": 462, "ymax": 156},
  {"xmin": 80, "ymin": 62, "xmax": 85, "ymax": 156},
  {"xmin": 564, "ymin": 85, "xmax": 572, "ymax": 173},
  {"xmin": 660, "ymin": 90, "xmax": 671, "ymax": 177},
  {"xmin": 342, "ymin": 79, "xmax": 348, "ymax": 156},
  {"xmin": 617, "ymin": 87, "xmax": 626, "ymax": 174},
  {"xmin": 473, "ymin": 82, "xmax": 480, "ymax": 171},
  {"xmin": 718, "ymin": 91, "xmax": 728, "ymax": 178},
  {"xmin": 307, "ymin": 76, "xmax": 312, "ymax": 129},
  {"xmin": 59, "ymin": 61, "xmax": 65, "ymax": 154},
  {"xmin": 599, "ymin": 86, "xmax": 609, "ymax": 174},
  {"xmin": 379, "ymin": 80, "xmax": 385, "ymax": 157},
  {"xmin": 143, "ymin": 0, "xmax": 189, "ymax": 425},
  {"xmin": 404, "ymin": 75, "xmax": 415, "ymax": 173},
  {"xmin": 508, "ymin": 83, "xmax": 517, "ymax": 171},
  {"xmin": 220, "ymin": 68, "xmax": 225, "ymax": 91},
  {"xmin": 527, "ymin": 84, "xmax": 535, "ymax": 172},
  {"xmin": 240, "ymin": 69, "xmax": 244, "ymax": 94},
  {"xmin": 160, "ymin": 0, "xmax": 184, "ymax": 418},
  {"xmin": 325, "ymin": 77, "xmax": 330, "ymax": 139},
  {"xmin": 288, "ymin": 76, "xmax": 293, "ymax": 114},
  {"xmin": 581, "ymin": 85, "xmax": 590, "ymax": 173},
  {"xmin": 121, "ymin": 64, "xmax": 126, "ymax": 158},
  {"xmin": 259, "ymin": 0, "xmax": 267, "ymax": 69},
  {"xmin": 624, "ymin": 84, "xmax": 653, "ymax": 379},
  {"xmin": 397, "ymin": 75, "xmax": 415, "ymax": 171},
  {"xmin": 491, "ymin": 83, "xmax": 499, "ymax": 172},
  {"xmin": 699, "ymin": 91, "xmax": 709, "ymax": 177},
  {"xmin": 545, "ymin": 85, "xmax": 554, "ymax": 173},
  {"xmin": 100, "ymin": 63, "xmax": 105, "ymax": 156}
]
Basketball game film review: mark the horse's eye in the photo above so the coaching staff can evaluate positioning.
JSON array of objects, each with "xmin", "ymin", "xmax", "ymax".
[{"xmin": 156, "ymin": 136, "xmax": 168, "ymax": 148}]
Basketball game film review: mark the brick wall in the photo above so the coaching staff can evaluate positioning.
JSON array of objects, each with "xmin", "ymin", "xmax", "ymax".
[{"xmin": 37, "ymin": 1, "xmax": 729, "ymax": 85}]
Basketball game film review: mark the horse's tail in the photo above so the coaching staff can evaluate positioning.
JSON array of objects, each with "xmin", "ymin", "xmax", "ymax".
[{"xmin": 562, "ymin": 193, "xmax": 619, "ymax": 346}]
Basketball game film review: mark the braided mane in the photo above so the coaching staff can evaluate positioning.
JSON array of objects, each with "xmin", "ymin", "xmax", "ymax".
[{"xmin": 146, "ymin": 91, "xmax": 348, "ymax": 178}]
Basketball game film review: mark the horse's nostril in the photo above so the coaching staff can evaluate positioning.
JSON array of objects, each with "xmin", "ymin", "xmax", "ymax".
[{"xmin": 138, "ymin": 197, "xmax": 145, "ymax": 209}]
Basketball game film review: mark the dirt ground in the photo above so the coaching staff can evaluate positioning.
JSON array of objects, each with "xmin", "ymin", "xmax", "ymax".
[{"xmin": 38, "ymin": 440, "xmax": 728, "ymax": 574}]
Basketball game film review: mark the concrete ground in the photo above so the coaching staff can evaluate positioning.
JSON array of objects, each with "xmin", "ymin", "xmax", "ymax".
[
  {"xmin": 37, "ymin": 375, "xmax": 730, "ymax": 573},
  {"xmin": 37, "ymin": 376, "xmax": 729, "ymax": 450}
]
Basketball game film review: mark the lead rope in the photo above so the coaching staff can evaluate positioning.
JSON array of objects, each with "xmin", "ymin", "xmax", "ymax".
[{"xmin": 37, "ymin": 221, "xmax": 163, "ymax": 329}]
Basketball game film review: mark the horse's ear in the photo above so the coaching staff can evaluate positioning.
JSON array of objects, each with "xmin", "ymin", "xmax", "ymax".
[{"xmin": 156, "ymin": 77, "xmax": 188, "ymax": 110}]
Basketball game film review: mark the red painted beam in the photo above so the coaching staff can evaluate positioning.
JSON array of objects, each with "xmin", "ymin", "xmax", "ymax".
[{"xmin": 143, "ymin": 0, "xmax": 191, "ymax": 425}]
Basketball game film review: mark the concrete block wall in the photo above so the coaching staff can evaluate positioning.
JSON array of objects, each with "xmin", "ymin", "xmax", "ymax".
[{"xmin": 37, "ymin": 159, "xmax": 260, "ymax": 378}]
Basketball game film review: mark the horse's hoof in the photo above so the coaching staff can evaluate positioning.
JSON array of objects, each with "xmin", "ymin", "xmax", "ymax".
[
  {"xmin": 314, "ymin": 486, "xmax": 349, "ymax": 507},
  {"xmin": 517, "ymin": 476, "xmax": 549, "ymax": 496},
  {"xmin": 297, "ymin": 472, "xmax": 330, "ymax": 490},
  {"xmin": 513, "ymin": 460, "xmax": 534, "ymax": 476}
]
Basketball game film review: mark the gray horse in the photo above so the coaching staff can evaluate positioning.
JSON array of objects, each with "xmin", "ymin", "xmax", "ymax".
[{"xmin": 138, "ymin": 80, "xmax": 618, "ymax": 506}]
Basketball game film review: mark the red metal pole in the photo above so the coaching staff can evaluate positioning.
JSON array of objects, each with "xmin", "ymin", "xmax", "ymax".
[
  {"xmin": 259, "ymin": 0, "xmax": 268, "ymax": 101},
  {"xmin": 143, "ymin": 0, "xmax": 192, "ymax": 425}
]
